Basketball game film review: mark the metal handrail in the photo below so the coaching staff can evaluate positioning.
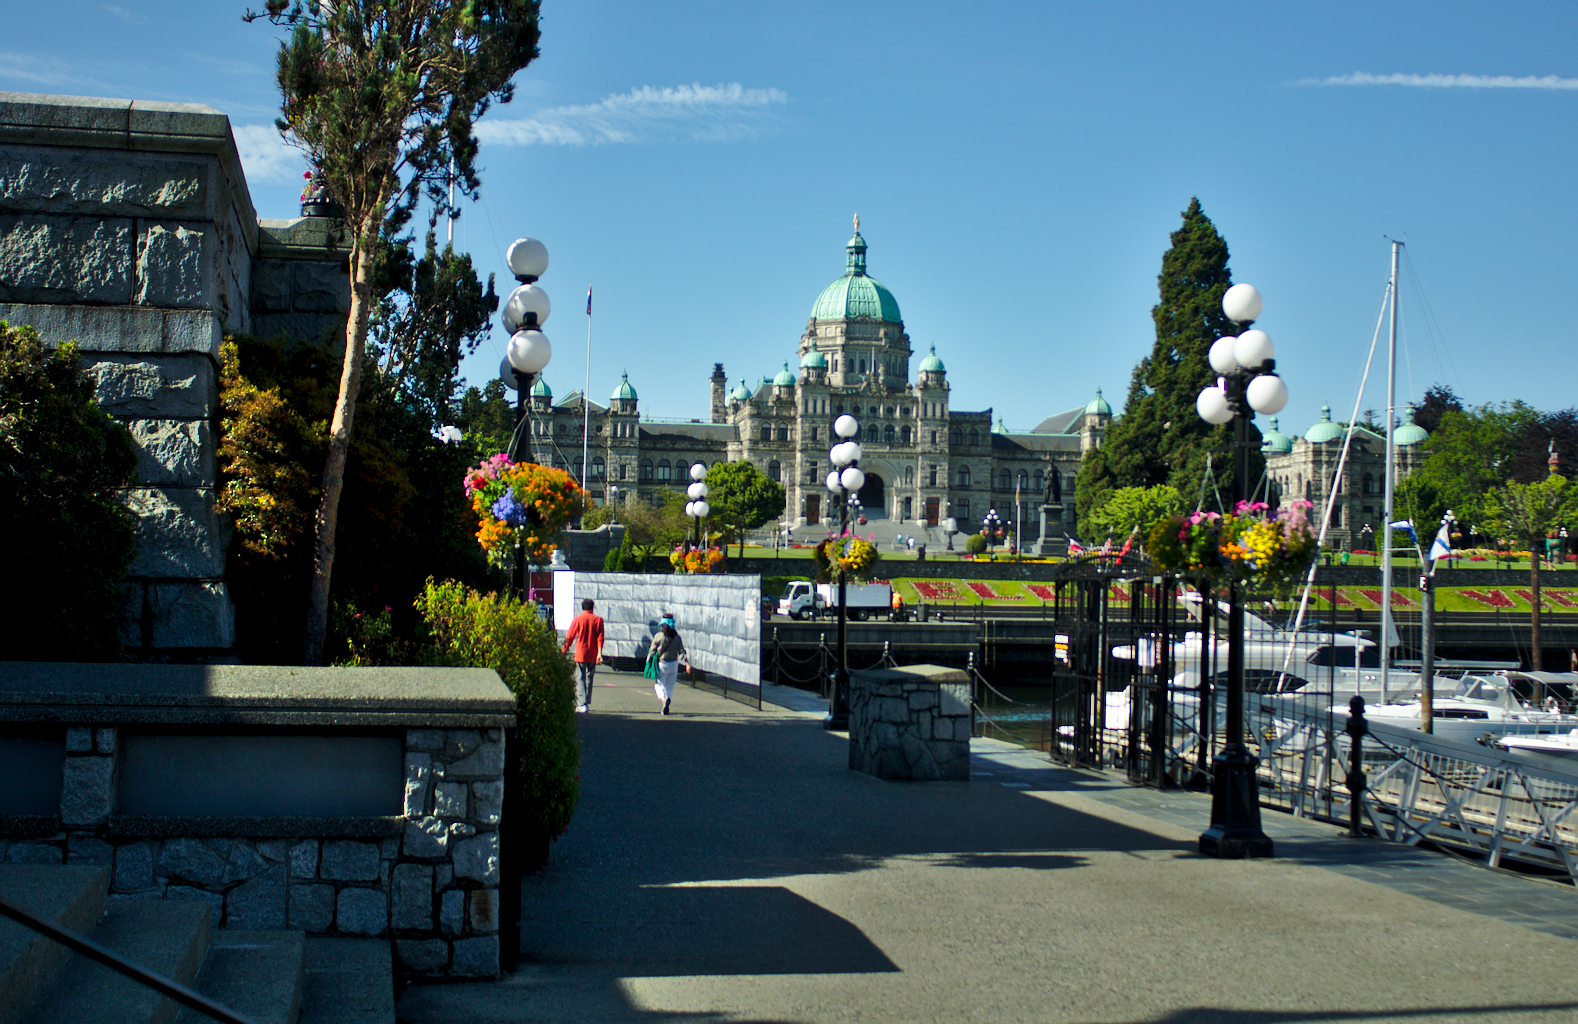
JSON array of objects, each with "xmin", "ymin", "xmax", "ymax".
[{"xmin": 0, "ymin": 895, "xmax": 259, "ymax": 1024}]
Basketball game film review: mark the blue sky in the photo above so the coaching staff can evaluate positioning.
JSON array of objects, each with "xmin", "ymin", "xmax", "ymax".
[{"xmin": 6, "ymin": 2, "xmax": 1576, "ymax": 438}]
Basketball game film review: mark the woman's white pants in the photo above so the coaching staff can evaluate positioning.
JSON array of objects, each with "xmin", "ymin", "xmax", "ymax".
[{"xmin": 654, "ymin": 659, "xmax": 679, "ymax": 704}]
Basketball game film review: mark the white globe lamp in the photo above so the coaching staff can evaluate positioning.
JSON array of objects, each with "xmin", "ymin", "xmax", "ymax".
[
  {"xmin": 502, "ymin": 283, "xmax": 551, "ymax": 332},
  {"xmin": 507, "ymin": 329, "xmax": 552, "ymax": 374},
  {"xmin": 1246, "ymin": 374, "xmax": 1289, "ymax": 415},
  {"xmin": 1209, "ymin": 337, "xmax": 1239, "ymax": 374},
  {"xmin": 826, "ymin": 470, "xmax": 842, "ymax": 492},
  {"xmin": 1222, "ymin": 283, "xmax": 1263, "ymax": 323},
  {"xmin": 506, "ymin": 237, "xmax": 549, "ymax": 281},
  {"xmin": 694, "ymin": 500, "xmax": 710, "ymax": 518},
  {"xmin": 833, "ymin": 414, "xmax": 859, "ymax": 439},
  {"xmin": 690, "ymin": 462, "xmax": 708, "ymax": 482},
  {"xmin": 1197, "ymin": 386, "xmax": 1233, "ymax": 425},
  {"xmin": 1234, "ymin": 329, "xmax": 1274, "ymax": 369},
  {"xmin": 499, "ymin": 357, "xmax": 517, "ymax": 390},
  {"xmin": 840, "ymin": 467, "xmax": 866, "ymax": 492}
]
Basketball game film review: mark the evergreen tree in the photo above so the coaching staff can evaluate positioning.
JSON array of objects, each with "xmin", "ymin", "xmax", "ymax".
[
  {"xmin": 248, "ymin": 0, "xmax": 541, "ymax": 663},
  {"xmin": 1077, "ymin": 198, "xmax": 1262, "ymax": 524}
]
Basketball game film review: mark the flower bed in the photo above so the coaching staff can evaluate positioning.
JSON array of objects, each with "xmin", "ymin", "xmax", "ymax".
[
  {"xmin": 1358, "ymin": 589, "xmax": 1416, "ymax": 608},
  {"xmin": 1545, "ymin": 590, "xmax": 1577, "ymax": 609},
  {"xmin": 1462, "ymin": 589, "xmax": 1515, "ymax": 609},
  {"xmin": 913, "ymin": 580, "xmax": 968, "ymax": 601},
  {"xmin": 967, "ymin": 581, "xmax": 1023, "ymax": 601},
  {"xmin": 1028, "ymin": 584, "xmax": 1055, "ymax": 601}
]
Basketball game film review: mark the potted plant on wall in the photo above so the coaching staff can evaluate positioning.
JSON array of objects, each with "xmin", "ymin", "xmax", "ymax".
[{"xmin": 299, "ymin": 168, "xmax": 344, "ymax": 219}]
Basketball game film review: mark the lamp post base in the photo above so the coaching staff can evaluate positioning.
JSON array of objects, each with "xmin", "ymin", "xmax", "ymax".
[
  {"xmin": 824, "ymin": 668, "xmax": 849, "ymax": 731},
  {"xmin": 1198, "ymin": 747, "xmax": 1274, "ymax": 859}
]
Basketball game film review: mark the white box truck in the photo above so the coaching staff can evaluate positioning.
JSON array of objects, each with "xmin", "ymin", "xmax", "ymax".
[{"xmin": 777, "ymin": 580, "xmax": 892, "ymax": 621}]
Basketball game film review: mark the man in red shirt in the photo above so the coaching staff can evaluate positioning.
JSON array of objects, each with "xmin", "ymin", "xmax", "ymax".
[{"xmin": 562, "ymin": 598, "xmax": 605, "ymax": 713}]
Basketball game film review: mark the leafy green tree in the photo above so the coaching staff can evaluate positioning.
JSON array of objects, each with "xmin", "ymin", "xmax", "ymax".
[
  {"xmin": 1412, "ymin": 383, "xmax": 1463, "ymax": 436},
  {"xmin": 1076, "ymin": 199, "xmax": 1260, "ymax": 525},
  {"xmin": 704, "ymin": 461, "xmax": 787, "ymax": 556},
  {"xmin": 1397, "ymin": 403, "xmax": 1538, "ymax": 530},
  {"xmin": 964, "ymin": 532, "xmax": 988, "ymax": 556},
  {"xmin": 1487, "ymin": 473, "xmax": 1576, "ymax": 669},
  {"xmin": 0, "ymin": 323, "xmax": 138, "ymax": 660},
  {"xmin": 370, "ymin": 232, "xmax": 499, "ymax": 436},
  {"xmin": 607, "ymin": 489, "xmax": 690, "ymax": 564},
  {"xmin": 248, "ymin": 0, "xmax": 541, "ymax": 663},
  {"xmin": 1084, "ymin": 485, "xmax": 1183, "ymax": 548},
  {"xmin": 456, "ymin": 379, "xmax": 516, "ymax": 456}
]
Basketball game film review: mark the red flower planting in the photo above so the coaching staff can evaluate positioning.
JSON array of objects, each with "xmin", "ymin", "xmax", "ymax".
[
  {"xmin": 1463, "ymin": 589, "xmax": 1515, "ymax": 608},
  {"xmin": 1028, "ymin": 584, "xmax": 1055, "ymax": 601},
  {"xmin": 967, "ymin": 581, "xmax": 1023, "ymax": 600},
  {"xmin": 914, "ymin": 580, "xmax": 967, "ymax": 601},
  {"xmin": 1544, "ymin": 590, "xmax": 1577, "ymax": 609}
]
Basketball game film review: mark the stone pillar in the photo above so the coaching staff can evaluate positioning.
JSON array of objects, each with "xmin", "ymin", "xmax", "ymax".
[{"xmin": 846, "ymin": 664, "xmax": 972, "ymax": 781}]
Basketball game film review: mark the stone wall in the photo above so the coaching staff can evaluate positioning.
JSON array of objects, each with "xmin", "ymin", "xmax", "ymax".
[
  {"xmin": 0, "ymin": 92, "xmax": 350, "ymax": 656},
  {"xmin": 846, "ymin": 664, "xmax": 972, "ymax": 781}
]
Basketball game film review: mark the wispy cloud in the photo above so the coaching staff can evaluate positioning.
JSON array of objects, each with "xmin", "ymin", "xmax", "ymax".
[
  {"xmin": 232, "ymin": 124, "xmax": 306, "ymax": 185},
  {"xmin": 475, "ymin": 82, "xmax": 788, "ymax": 146},
  {"xmin": 101, "ymin": 4, "xmax": 145, "ymax": 24},
  {"xmin": 1298, "ymin": 72, "xmax": 1578, "ymax": 90},
  {"xmin": 0, "ymin": 51, "xmax": 118, "ymax": 92}
]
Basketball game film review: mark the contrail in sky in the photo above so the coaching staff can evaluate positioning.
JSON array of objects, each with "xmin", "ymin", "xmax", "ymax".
[
  {"xmin": 474, "ymin": 83, "xmax": 789, "ymax": 146},
  {"xmin": 1298, "ymin": 72, "xmax": 1578, "ymax": 90}
]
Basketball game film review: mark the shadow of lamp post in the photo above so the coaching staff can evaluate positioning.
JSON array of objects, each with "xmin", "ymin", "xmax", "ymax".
[{"xmin": 1193, "ymin": 281, "xmax": 1282, "ymax": 860}]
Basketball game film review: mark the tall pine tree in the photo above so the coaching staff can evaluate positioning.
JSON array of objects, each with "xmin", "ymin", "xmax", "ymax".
[{"xmin": 1077, "ymin": 198, "xmax": 1262, "ymax": 525}]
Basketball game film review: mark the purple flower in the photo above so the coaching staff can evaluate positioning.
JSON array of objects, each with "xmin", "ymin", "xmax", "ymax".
[{"xmin": 491, "ymin": 487, "xmax": 531, "ymax": 528}]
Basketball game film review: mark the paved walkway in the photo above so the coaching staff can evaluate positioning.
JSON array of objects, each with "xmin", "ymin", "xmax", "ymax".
[{"xmin": 399, "ymin": 671, "xmax": 1578, "ymax": 1024}]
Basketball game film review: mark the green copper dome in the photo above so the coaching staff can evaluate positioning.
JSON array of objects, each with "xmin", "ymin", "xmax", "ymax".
[
  {"xmin": 1085, "ymin": 388, "xmax": 1112, "ymax": 416},
  {"xmin": 1260, "ymin": 416, "xmax": 1292, "ymax": 454},
  {"xmin": 773, "ymin": 362, "xmax": 797, "ymax": 387},
  {"xmin": 731, "ymin": 379, "xmax": 754, "ymax": 401},
  {"xmin": 610, "ymin": 370, "xmax": 637, "ymax": 402},
  {"xmin": 1394, "ymin": 408, "xmax": 1429, "ymax": 446},
  {"xmin": 810, "ymin": 224, "xmax": 902, "ymax": 323},
  {"xmin": 800, "ymin": 338, "xmax": 828, "ymax": 368},
  {"xmin": 530, "ymin": 377, "xmax": 552, "ymax": 398},
  {"xmin": 1305, "ymin": 404, "xmax": 1342, "ymax": 444},
  {"xmin": 917, "ymin": 345, "xmax": 945, "ymax": 373}
]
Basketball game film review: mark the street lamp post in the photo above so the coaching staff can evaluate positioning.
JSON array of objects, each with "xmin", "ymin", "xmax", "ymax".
[
  {"xmin": 824, "ymin": 414, "xmax": 863, "ymax": 730},
  {"xmin": 945, "ymin": 509, "xmax": 957, "ymax": 552},
  {"xmin": 685, "ymin": 463, "xmax": 710, "ymax": 551},
  {"xmin": 608, "ymin": 485, "xmax": 619, "ymax": 525},
  {"xmin": 982, "ymin": 508, "xmax": 1002, "ymax": 558},
  {"xmin": 1193, "ymin": 281, "xmax": 1283, "ymax": 860},
  {"xmin": 501, "ymin": 237, "xmax": 553, "ymax": 602}
]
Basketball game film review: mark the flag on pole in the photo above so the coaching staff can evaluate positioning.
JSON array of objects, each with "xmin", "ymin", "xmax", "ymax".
[
  {"xmin": 1428, "ymin": 519, "xmax": 1454, "ymax": 561},
  {"xmin": 1066, "ymin": 536, "xmax": 1084, "ymax": 556},
  {"xmin": 1118, "ymin": 526, "xmax": 1138, "ymax": 557},
  {"xmin": 1389, "ymin": 519, "xmax": 1417, "ymax": 546},
  {"xmin": 1100, "ymin": 537, "xmax": 1113, "ymax": 556},
  {"xmin": 586, "ymin": 285, "xmax": 593, "ymax": 315}
]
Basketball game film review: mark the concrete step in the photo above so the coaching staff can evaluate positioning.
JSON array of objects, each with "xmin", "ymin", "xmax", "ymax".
[
  {"xmin": 22, "ymin": 900, "xmax": 211, "ymax": 1024},
  {"xmin": 298, "ymin": 938, "xmax": 393, "ymax": 1024},
  {"xmin": 0, "ymin": 865, "xmax": 109, "ymax": 1024},
  {"xmin": 175, "ymin": 931, "xmax": 305, "ymax": 1024}
]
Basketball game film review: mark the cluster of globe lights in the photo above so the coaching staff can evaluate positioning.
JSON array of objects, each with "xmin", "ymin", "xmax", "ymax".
[
  {"xmin": 826, "ymin": 415, "xmax": 865, "ymax": 497},
  {"xmin": 1194, "ymin": 283, "xmax": 1288, "ymax": 426},
  {"xmin": 685, "ymin": 463, "xmax": 711, "ymax": 521},
  {"xmin": 500, "ymin": 237, "xmax": 553, "ymax": 388}
]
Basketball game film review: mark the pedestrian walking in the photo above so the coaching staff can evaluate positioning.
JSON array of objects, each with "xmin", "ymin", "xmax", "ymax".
[
  {"xmin": 562, "ymin": 598, "xmax": 605, "ymax": 713},
  {"xmin": 647, "ymin": 614, "xmax": 689, "ymax": 715}
]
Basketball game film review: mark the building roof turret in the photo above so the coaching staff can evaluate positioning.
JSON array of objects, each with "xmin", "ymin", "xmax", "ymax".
[
  {"xmin": 800, "ymin": 338, "xmax": 828, "ymax": 368},
  {"xmin": 917, "ymin": 345, "xmax": 945, "ymax": 373},
  {"xmin": 731, "ymin": 379, "xmax": 754, "ymax": 401},
  {"xmin": 530, "ymin": 377, "xmax": 551, "ymax": 398},
  {"xmin": 773, "ymin": 362, "xmax": 797, "ymax": 387},
  {"xmin": 1394, "ymin": 407, "xmax": 1429, "ymax": 446},
  {"xmin": 809, "ymin": 215, "xmax": 903, "ymax": 322},
  {"xmin": 1260, "ymin": 416, "xmax": 1292, "ymax": 454},
  {"xmin": 1305, "ymin": 404, "xmax": 1342, "ymax": 444},
  {"xmin": 1085, "ymin": 388, "xmax": 1111, "ymax": 416},
  {"xmin": 610, "ymin": 370, "xmax": 637, "ymax": 401}
]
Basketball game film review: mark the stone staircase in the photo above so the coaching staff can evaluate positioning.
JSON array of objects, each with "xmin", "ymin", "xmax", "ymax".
[{"xmin": 0, "ymin": 865, "xmax": 392, "ymax": 1024}]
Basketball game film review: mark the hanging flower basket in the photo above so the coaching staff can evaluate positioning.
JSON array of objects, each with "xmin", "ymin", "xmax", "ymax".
[
  {"xmin": 669, "ymin": 544, "xmax": 725, "ymax": 574},
  {"xmin": 1147, "ymin": 500, "xmax": 1318, "ymax": 597},
  {"xmin": 462, "ymin": 454, "xmax": 580, "ymax": 568},
  {"xmin": 813, "ymin": 536, "xmax": 879, "ymax": 582}
]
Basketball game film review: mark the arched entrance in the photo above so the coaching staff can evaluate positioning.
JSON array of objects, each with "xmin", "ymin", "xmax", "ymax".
[{"xmin": 858, "ymin": 473, "xmax": 885, "ymax": 517}]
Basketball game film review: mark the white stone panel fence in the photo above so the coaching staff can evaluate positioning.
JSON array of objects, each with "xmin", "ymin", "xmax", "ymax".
[{"xmin": 554, "ymin": 572, "xmax": 761, "ymax": 687}]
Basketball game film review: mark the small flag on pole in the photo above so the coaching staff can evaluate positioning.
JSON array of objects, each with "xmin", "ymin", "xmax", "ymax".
[
  {"xmin": 1119, "ymin": 525, "xmax": 1138, "ymax": 557},
  {"xmin": 1429, "ymin": 519, "xmax": 1453, "ymax": 561},
  {"xmin": 1066, "ymin": 536, "xmax": 1084, "ymax": 556},
  {"xmin": 586, "ymin": 285, "xmax": 593, "ymax": 315},
  {"xmin": 1389, "ymin": 519, "xmax": 1417, "ymax": 546}
]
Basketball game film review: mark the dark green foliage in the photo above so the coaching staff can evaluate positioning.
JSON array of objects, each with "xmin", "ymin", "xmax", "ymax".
[
  {"xmin": 1077, "ymin": 199, "xmax": 1262, "ymax": 524},
  {"xmin": 456, "ymin": 379, "xmax": 516, "ymax": 456},
  {"xmin": 704, "ymin": 461, "xmax": 787, "ymax": 556},
  {"xmin": 603, "ymin": 527, "xmax": 639, "ymax": 572},
  {"xmin": 0, "ymin": 323, "xmax": 138, "ymax": 660},
  {"xmin": 1412, "ymin": 384, "xmax": 1462, "ymax": 436},
  {"xmin": 964, "ymin": 532, "xmax": 988, "ymax": 556}
]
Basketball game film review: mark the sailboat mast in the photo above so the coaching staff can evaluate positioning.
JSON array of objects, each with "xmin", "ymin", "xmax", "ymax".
[{"xmin": 1380, "ymin": 240, "xmax": 1401, "ymax": 698}]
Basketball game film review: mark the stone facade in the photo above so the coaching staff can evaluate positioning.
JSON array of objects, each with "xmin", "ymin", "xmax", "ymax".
[
  {"xmin": 522, "ymin": 226, "xmax": 1112, "ymax": 548},
  {"xmin": 0, "ymin": 92, "xmax": 351, "ymax": 656},
  {"xmin": 846, "ymin": 664, "xmax": 972, "ymax": 781}
]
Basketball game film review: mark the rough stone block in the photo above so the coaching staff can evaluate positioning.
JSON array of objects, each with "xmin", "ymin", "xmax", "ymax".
[
  {"xmin": 158, "ymin": 837, "xmax": 230, "ymax": 887},
  {"xmin": 136, "ymin": 221, "xmax": 213, "ymax": 308},
  {"xmin": 67, "ymin": 836, "xmax": 113, "ymax": 865},
  {"xmin": 0, "ymin": 213, "xmax": 134, "ymax": 304},
  {"xmin": 289, "ymin": 839, "xmax": 319, "ymax": 879},
  {"xmin": 250, "ymin": 259, "xmax": 292, "ymax": 312},
  {"xmin": 113, "ymin": 842, "xmax": 155, "ymax": 891},
  {"xmin": 434, "ymin": 782, "xmax": 467, "ymax": 819},
  {"xmin": 406, "ymin": 729, "xmax": 444, "ymax": 752},
  {"xmin": 126, "ymin": 488, "xmax": 223, "ymax": 578},
  {"xmin": 933, "ymin": 717, "xmax": 953, "ymax": 741},
  {"xmin": 249, "ymin": 310, "xmax": 344, "ymax": 346},
  {"xmin": 289, "ymin": 883, "xmax": 335, "ymax": 932},
  {"xmin": 468, "ymin": 888, "xmax": 498, "ymax": 934},
  {"xmin": 876, "ymin": 697, "xmax": 909, "ymax": 724},
  {"xmin": 160, "ymin": 308, "xmax": 223, "ymax": 356},
  {"xmin": 403, "ymin": 816, "xmax": 448, "ymax": 859},
  {"xmin": 336, "ymin": 887, "xmax": 387, "ymax": 937},
  {"xmin": 147, "ymin": 581, "xmax": 235, "ymax": 649},
  {"xmin": 954, "ymin": 717, "xmax": 973, "ymax": 743},
  {"xmin": 396, "ymin": 939, "xmax": 449, "ymax": 974},
  {"xmin": 93, "ymin": 727, "xmax": 117, "ymax": 753},
  {"xmin": 392, "ymin": 863, "xmax": 434, "ymax": 930},
  {"xmin": 291, "ymin": 261, "xmax": 349, "ymax": 312},
  {"xmin": 471, "ymin": 780, "xmax": 504, "ymax": 825},
  {"xmin": 60, "ymin": 754, "xmax": 114, "ymax": 825},
  {"xmin": 224, "ymin": 840, "xmax": 268, "ymax": 883},
  {"xmin": 451, "ymin": 935, "xmax": 500, "ymax": 979},
  {"xmin": 0, "ymin": 146, "xmax": 212, "ymax": 218},
  {"xmin": 436, "ymin": 863, "xmax": 453, "ymax": 892},
  {"xmin": 167, "ymin": 885, "xmax": 224, "ymax": 927},
  {"xmin": 256, "ymin": 839, "xmax": 289, "ymax": 862},
  {"xmin": 119, "ymin": 582, "xmax": 143, "ymax": 650},
  {"xmin": 442, "ymin": 730, "xmax": 483, "ymax": 759},
  {"xmin": 439, "ymin": 889, "xmax": 464, "ymax": 936},
  {"xmin": 83, "ymin": 353, "xmax": 216, "ymax": 418},
  {"xmin": 226, "ymin": 863, "xmax": 287, "ymax": 929},
  {"xmin": 65, "ymin": 727, "xmax": 93, "ymax": 753},
  {"xmin": 446, "ymin": 740, "xmax": 503, "ymax": 781},
  {"xmin": 448, "ymin": 822, "xmax": 476, "ymax": 840},
  {"xmin": 320, "ymin": 840, "xmax": 381, "ymax": 882},
  {"xmin": 452, "ymin": 832, "xmax": 499, "ymax": 885},
  {"xmin": 404, "ymin": 753, "xmax": 432, "ymax": 817},
  {"xmin": 127, "ymin": 419, "xmax": 212, "ymax": 487},
  {"xmin": 908, "ymin": 688, "xmax": 938, "ymax": 710},
  {"xmin": 5, "ymin": 842, "xmax": 63, "ymax": 865}
]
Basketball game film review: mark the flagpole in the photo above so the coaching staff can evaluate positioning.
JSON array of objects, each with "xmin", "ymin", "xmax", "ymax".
[{"xmin": 581, "ymin": 286, "xmax": 592, "ymax": 503}]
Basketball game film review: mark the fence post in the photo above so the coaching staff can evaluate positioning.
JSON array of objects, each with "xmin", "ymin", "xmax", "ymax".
[
  {"xmin": 819, "ymin": 633, "xmax": 829, "ymax": 698},
  {"xmin": 1344, "ymin": 695, "xmax": 1367, "ymax": 838},
  {"xmin": 772, "ymin": 629, "xmax": 780, "ymax": 687}
]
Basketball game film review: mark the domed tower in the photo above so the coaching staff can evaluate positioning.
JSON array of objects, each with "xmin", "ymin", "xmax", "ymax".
[
  {"xmin": 916, "ymin": 345, "xmax": 946, "ymax": 388},
  {"xmin": 1079, "ymin": 388, "xmax": 1111, "ymax": 452},
  {"xmin": 799, "ymin": 337, "xmax": 828, "ymax": 384},
  {"xmin": 610, "ymin": 371, "xmax": 638, "ymax": 415},
  {"xmin": 772, "ymin": 362, "xmax": 797, "ymax": 400},
  {"xmin": 529, "ymin": 376, "xmax": 552, "ymax": 413},
  {"xmin": 800, "ymin": 216, "xmax": 911, "ymax": 388}
]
